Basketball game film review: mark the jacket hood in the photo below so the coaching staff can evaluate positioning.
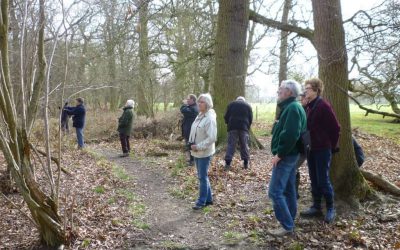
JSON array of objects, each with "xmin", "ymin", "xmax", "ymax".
[
  {"xmin": 204, "ymin": 109, "xmax": 216, "ymax": 118},
  {"xmin": 278, "ymin": 96, "xmax": 296, "ymax": 108}
]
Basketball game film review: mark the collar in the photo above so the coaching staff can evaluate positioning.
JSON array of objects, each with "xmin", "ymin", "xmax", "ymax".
[
  {"xmin": 307, "ymin": 96, "xmax": 321, "ymax": 109},
  {"xmin": 278, "ymin": 96, "xmax": 296, "ymax": 109}
]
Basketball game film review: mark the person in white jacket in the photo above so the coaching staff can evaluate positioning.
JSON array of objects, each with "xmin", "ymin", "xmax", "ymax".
[{"xmin": 189, "ymin": 93, "xmax": 217, "ymax": 210}]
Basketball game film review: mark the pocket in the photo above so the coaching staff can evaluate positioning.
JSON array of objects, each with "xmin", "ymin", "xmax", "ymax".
[{"xmin": 280, "ymin": 154, "xmax": 299, "ymax": 165}]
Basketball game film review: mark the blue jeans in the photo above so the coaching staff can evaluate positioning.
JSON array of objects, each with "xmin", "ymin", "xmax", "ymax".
[
  {"xmin": 76, "ymin": 127, "xmax": 84, "ymax": 148},
  {"xmin": 268, "ymin": 154, "xmax": 299, "ymax": 231},
  {"xmin": 194, "ymin": 156, "xmax": 213, "ymax": 206},
  {"xmin": 307, "ymin": 149, "xmax": 334, "ymax": 209}
]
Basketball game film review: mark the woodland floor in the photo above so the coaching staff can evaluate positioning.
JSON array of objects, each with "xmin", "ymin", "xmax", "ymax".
[{"xmin": 0, "ymin": 123, "xmax": 400, "ymax": 249}]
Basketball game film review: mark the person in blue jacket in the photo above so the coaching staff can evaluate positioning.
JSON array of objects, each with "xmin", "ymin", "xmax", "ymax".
[{"xmin": 64, "ymin": 97, "xmax": 86, "ymax": 149}]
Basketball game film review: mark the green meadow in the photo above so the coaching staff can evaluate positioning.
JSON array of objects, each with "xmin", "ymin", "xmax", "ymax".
[{"xmin": 251, "ymin": 103, "xmax": 400, "ymax": 144}]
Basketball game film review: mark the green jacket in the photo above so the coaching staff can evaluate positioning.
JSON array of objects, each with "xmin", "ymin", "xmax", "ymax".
[
  {"xmin": 271, "ymin": 97, "xmax": 307, "ymax": 158},
  {"xmin": 118, "ymin": 107, "xmax": 135, "ymax": 135}
]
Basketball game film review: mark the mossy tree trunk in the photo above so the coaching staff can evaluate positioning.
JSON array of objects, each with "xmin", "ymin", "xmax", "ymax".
[
  {"xmin": 136, "ymin": 0, "xmax": 154, "ymax": 117},
  {"xmin": 311, "ymin": 0, "xmax": 370, "ymax": 203},
  {"xmin": 213, "ymin": 0, "xmax": 249, "ymax": 144}
]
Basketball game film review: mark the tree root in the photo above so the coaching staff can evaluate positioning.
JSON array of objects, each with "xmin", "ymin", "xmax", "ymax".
[{"xmin": 360, "ymin": 169, "xmax": 400, "ymax": 196}]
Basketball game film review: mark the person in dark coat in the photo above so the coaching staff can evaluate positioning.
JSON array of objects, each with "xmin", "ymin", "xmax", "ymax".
[
  {"xmin": 300, "ymin": 78, "xmax": 340, "ymax": 224},
  {"xmin": 64, "ymin": 97, "xmax": 86, "ymax": 149},
  {"xmin": 224, "ymin": 96, "xmax": 253, "ymax": 170},
  {"xmin": 118, "ymin": 99, "xmax": 135, "ymax": 157},
  {"xmin": 61, "ymin": 100, "xmax": 71, "ymax": 134},
  {"xmin": 353, "ymin": 137, "xmax": 365, "ymax": 167},
  {"xmin": 180, "ymin": 94, "xmax": 199, "ymax": 166}
]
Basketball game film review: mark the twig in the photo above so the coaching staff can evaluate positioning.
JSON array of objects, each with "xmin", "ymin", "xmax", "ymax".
[
  {"xmin": 67, "ymin": 85, "xmax": 120, "ymax": 99},
  {"xmin": 1, "ymin": 192, "xmax": 38, "ymax": 227},
  {"xmin": 29, "ymin": 144, "xmax": 73, "ymax": 177}
]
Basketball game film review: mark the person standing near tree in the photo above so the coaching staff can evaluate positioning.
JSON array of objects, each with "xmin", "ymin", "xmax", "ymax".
[
  {"xmin": 189, "ymin": 93, "xmax": 217, "ymax": 210},
  {"xmin": 223, "ymin": 96, "xmax": 253, "ymax": 170},
  {"xmin": 300, "ymin": 78, "xmax": 340, "ymax": 224},
  {"xmin": 60, "ymin": 99, "xmax": 71, "ymax": 134},
  {"xmin": 118, "ymin": 99, "xmax": 135, "ymax": 157},
  {"xmin": 180, "ymin": 94, "xmax": 199, "ymax": 166},
  {"xmin": 268, "ymin": 80, "xmax": 306, "ymax": 237},
  {"xmin": 64, "ymin": 97, "xmax": 86, "ymax": 149}
]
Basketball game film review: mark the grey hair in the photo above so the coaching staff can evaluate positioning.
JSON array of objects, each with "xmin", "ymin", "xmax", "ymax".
[
  {"xmin": 281, "ymin": 80, "xmax": 302, "ymax": 97},
  {"xmin": 236, "ymin": 96, "xmax": 245, "ymax": 101},
  {"xmin": 198, "ymin": 93, "xmax": 214, "ymax": 110},
  {"xmin": 126, "ymin": 99, "xmax": 135, "ymax": 107}
]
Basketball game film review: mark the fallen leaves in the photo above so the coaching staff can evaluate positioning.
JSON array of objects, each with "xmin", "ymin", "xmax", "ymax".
[
  {"xmin": 1, "ymin": 122, "xmax": 399, "ymax": 249},
  {"xmin": 0, "ymin": 142, "xmax": 143, "ymax": 249}
]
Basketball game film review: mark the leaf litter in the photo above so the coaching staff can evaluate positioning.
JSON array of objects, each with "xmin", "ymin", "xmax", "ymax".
[{"xmin": 0, "ymin": 122, "xmax": 399, "ymax": 249}]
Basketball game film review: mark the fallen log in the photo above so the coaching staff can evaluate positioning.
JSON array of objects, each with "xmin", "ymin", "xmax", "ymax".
[{"xmin": 360, "ymin": 169, "xmax": 400, "ymax": 196}]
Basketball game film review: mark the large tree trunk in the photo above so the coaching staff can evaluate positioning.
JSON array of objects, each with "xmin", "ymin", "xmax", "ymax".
[
  {"xmin": 213, "ymin": 0, "xmax": 249, "ymax": 143},
  {"xmin": 275, "ymin": 0, "xmax": 292, "ymax": 119},
  {"xmin": 136, "ymin": 0, "xmax": 153, "ymax": 117},
  {"xmin": 104, "ymin": 0, "xmax": 119, "ymax": 110},
  {"xmin": 311, "ymin": 0, "xmax": 370, "ymax": 203}
]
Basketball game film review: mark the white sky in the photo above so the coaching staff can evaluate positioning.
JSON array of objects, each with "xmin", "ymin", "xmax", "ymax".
[{"xmin": 249, "ymin": 0, "xmax": 382, "ymax": 100}]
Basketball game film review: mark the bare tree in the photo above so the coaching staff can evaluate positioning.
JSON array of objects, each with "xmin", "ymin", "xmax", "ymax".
[{"xmin": 346, "ymin": 0, "xmax": 400, "ymax": 117}]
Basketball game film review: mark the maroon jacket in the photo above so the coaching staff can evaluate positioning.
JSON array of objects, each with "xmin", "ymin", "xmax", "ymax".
[{"xmin": 306, "ymin": 97, "xmax": 340, "ymax": 150}]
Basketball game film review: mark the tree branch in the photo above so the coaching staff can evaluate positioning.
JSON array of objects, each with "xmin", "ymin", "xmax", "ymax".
[
  {"xmin": 248, "ymin": 10, "xmax": 314, "ymax": 42},
  {"xmin": 336, "ymin": 84, "xmax": 400, "ymax": 119},
  {"xmin": 30, "ymin": 144, "xmax": 72, "ymax": 177}
]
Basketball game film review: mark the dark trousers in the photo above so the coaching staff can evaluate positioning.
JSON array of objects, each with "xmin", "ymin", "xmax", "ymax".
[
  {"xmin": 184, "ymin": 138, "xmax": 194, "ymax": 162},
  {"xmin": 225, "ymin": 130, "xmax": 249, "ymax": 164},
  {"xmin": 295, "ymin": 153, "xmax": 307, "ymax": 198},
  {"xmin": 307, "ymin": 149, "xmax": 334, "ymax": 209},
  {"xmin": 119, "ymin": 133, "xmax": 130, "ymax": 153},
  {"xmin": 61, "ymin": 118, "xmax": 69, "ymax": 133}
]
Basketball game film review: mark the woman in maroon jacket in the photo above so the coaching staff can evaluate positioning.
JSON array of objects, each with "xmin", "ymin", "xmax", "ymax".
[{"xmin": 300, "ymin": 78, "xmax": 340, "ymax": 223}]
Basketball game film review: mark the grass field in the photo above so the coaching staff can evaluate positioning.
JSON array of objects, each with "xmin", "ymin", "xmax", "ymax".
[
  {"xmin": 82, "ymin": 102, "xmax": 399, "ymax": 145},
  {"xmin": 251, "ymin": 103, "xmax": 400, "ymax": 144}
]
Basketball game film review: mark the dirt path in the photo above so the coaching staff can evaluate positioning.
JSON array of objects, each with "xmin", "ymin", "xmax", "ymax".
[{"xmin": 95, "ymin": 147, "xmax": 260, "ymax": 249}]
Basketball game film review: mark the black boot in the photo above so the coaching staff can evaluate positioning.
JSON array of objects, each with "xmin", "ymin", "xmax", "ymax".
[
  {"xmin": 243, "ymin": 160, "xmax": 249, "ymax": 169},
  {"xmin": 224, "ymin": 160, "xmax": 231, "ymax": 171},
  {"xmin": 300, "ymin": 198, "xmax": 323, "ymax": 217}
]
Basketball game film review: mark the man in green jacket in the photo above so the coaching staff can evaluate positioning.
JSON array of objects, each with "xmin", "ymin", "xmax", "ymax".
[
  {"xmin": 268, "ymin": 80, "xmax": 307, "ymax": 237},
  {"xmin": 118, "ymin": 99, "xmax": 135, "ymax": 157}
]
